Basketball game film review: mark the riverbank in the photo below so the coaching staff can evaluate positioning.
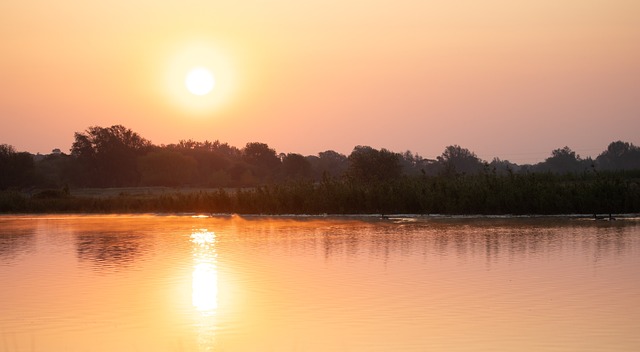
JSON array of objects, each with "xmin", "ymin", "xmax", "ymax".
[{"xmin": 2, "ymin": 172, "xmax": 639, "ymax": 215}]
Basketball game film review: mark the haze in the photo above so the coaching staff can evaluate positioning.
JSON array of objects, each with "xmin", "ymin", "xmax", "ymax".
[{"xmin": 1, "ymin": 0, "xmax": 639, "ymax": 163}]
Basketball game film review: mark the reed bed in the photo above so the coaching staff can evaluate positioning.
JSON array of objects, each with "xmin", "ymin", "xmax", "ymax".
[{"xmin": 2, "ymin": 171, "xmax": 638, "ymax": 215}]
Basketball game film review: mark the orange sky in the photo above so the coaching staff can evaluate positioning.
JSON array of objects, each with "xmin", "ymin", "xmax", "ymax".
[{"xmin": 1, "ymin": 0, "xmax": 639, "ymax": 163}]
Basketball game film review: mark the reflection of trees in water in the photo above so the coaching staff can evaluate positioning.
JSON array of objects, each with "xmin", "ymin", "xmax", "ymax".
[
  {"xmin": 75, "ymin": 231, "xmax": 150, "ymax": 272},
  {"xmin": 0, "ymin": 228, "xmax": 36, "ymax": 261},
  {"xmin": 235, "ymin": 219, "xmax": 637, "ymax": 265},
  {"xmin": 322, "ymin": 226, "xmax": 361, "ymax": 260},
  {"xmin": 589, "ymin": 223, "xmax": 632, "ymax": 262},
  {"xmin": 412, "ymin": 221, "xmax": 634, "ymax": 266}
]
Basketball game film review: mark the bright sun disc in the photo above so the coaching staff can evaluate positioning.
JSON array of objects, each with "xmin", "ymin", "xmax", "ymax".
[
  {"xmin": 160, "ymin": 41, "xmax": 238, "ymax": 114},
  {"xmin": 185, "ymin": 67, "xmax": 215, "ymax": 95}
]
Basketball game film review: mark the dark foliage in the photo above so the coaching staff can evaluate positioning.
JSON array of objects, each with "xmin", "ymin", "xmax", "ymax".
[
  {"xmin": 0, "ymin": 144, "xmax": 36, "ymax": 189},
  {"xmin": 2, "ymin": 171, "xmax": 638, "ymax": 214},
  {"xmin": 348, "ymin": 146, "xmax": 402, "ymax": 183},
  {"xmin": 70, "ymin": 125, "xmax": 151, "ymax": 186},
  {"xmin": 2, "ymin": 125, "xmax": 640, "ymax": 214}
]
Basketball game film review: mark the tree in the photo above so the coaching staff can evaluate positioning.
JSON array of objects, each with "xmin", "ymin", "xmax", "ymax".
[
  {"xmin": 70, "ymin": 125, "xmax": 151, "ymax": 186},
  {"xmin": 596, "ymin": 141, "xmax": 640, "ymax": 170},
  {"xmin": 538, "ymin": 146, "xmax": 584, "ymax": 174},
  {"xmin": 489, "ymin": 157, "xmax": 519, "ymax": 175},
  {"xmin": 281, "ymin": 153, "xmax": 312, "ymax": 180},
  {"xmin": 437, "ymin": 145, "xmax": 484, "ymax": 175},
  {"xmin": 167, "ymin": 140, "xmax": 237, "ymax": 186},
  {"xmin": 137, "ymin": 150, "xmax": 197, "ymax": 186},
  {"xmin": 172, "ymin": 139, "xmax": 241, "ymax": 159},
  {"xmin": 0, "ymin": 144, "xmax": 35, "ymax": 189},
  {"xmin": 400, "ymin": 150, "xmax": 437, "ymax": 176},
  {"xmin": 347, "ymin": 146, "xmax": 402, "ymax": 183},
  {"xmin": 242, "ymin": 142, "xmax": 281, "ymax": 181},
  {"xmin": 34, "ymin": 152, "xmax": 73, "ymax": 188},
  {"xmin": 310, "ymin": 150, "xmax": 348, "ymax": 180}
]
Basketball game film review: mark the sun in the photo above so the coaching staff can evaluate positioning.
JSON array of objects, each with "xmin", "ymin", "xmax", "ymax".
[
  {"xmin": 185, "ymin": 67, "xmax": 215, "ymax": 96},
  {"xmin": 159, "ymin": 40, "xmax": 239, "ymax": 114}
]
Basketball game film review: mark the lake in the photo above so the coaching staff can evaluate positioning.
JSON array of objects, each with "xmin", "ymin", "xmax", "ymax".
[{"xmin": 1, "ymin": 214, "xmax": 639, "ymax": 351}]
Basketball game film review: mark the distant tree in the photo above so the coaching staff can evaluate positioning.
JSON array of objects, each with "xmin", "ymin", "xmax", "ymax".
[
  {"xmin": 242, "ymin": 142, "xmax": 279, "ymax": 167},
  {"xmin": 70, "ymin": 125, "xmax": 151, "ymax": 186},
  {"xmin": 0, "ymin": 144, "xmax": 35, "ymax": 189},
  {"xmin": 242, "ymin": 142, "xmax": 281, "ymax": 181},
  {"xmin": 137, "ymin": 150, "xmax": 197, "ymax": 186},
  {"xmin": 281, "ymin": 153, "xmax": 312, "ymax": 180},
  {"xmin": 489, "ymin": 157, "xmax": 519, "ymax": 175},
  {"xmin": 437, "ymin": 145, "xmax": 484, "ymax": 175},
  {"xmin": 227, "ymin": 162, "xmax": 258, "ymax": 186},
  {"xmin": 211, "ymin": 140, "xmax": 242, "ymax": 160},
  {"xmin": 401, "ymin": 151, "xmax": 420, "ymax": 175},
  {"xmin": 172, "ymin": 139, "xmax": 241, "ymax": 159},
  {"xmin": 347, "ymin": 146, "xmax": 402, "ymax": 183},
  {"xmin": 310, "ymin": 150, "xmax": 348, "ymax": 180},
  {"xmin": 596, "ymin": 141, "xmax": 640, "ymax": 170},
  {"xmin": 34, "ymin": 152, "xmax": 73, "ymax": 188},
  {"xmin": 0, "ymin": 144, "xmax": 15, "ymax": 163},
  {"xmin": 537, "ymin": 146, "xmax": 585, "ymax": 174},
  {"xmin": 167, "ymin": 140, "xmax": 237, "ymax": 186}
]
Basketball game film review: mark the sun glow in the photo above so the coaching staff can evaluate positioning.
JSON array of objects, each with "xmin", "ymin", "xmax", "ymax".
[
  {"xmin": 161, "ymin": 40, "xmax": 238, "ymax": 115},
  {"xmin": 185, "ymin": 67, "xmax": 215, "ymax": 96}
]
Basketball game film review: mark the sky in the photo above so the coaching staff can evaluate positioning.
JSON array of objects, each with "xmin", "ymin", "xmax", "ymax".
[{"xmin": 1, "ymin": 0, "xmax": 639, "ymax": 164}]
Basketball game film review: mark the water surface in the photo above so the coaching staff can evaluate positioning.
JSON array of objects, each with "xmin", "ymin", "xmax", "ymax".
[{"xmin": 1, "ymin": 215, "xmax": 639, "ymax": 351}]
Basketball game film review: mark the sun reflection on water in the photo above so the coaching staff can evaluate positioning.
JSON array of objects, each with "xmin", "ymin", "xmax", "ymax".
[
  {"xmin": 193, "ymin": 262, "xmax": 218, "ymax": 312},
  {"xmin": 191, "ymin": 230, "xmax": 218, "ymax": 313},
  {"xmin": 190, "ymin": 229, "xmax": 219, "ymax": 351}
]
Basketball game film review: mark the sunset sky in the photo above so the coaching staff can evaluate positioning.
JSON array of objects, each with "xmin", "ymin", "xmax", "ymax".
[{"xmin": 1, "ymin": 0, "xmax": 638, "ymax": 163}]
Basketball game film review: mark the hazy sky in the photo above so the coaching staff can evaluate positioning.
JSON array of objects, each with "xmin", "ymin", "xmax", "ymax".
[{"xmin": 1, "ymin": 0, "xmax": 639, "ymax": 163}]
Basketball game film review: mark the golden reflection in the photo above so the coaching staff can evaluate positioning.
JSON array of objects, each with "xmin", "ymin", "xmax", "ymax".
[
  {"xmin": 191, "ymin": 230, "xmax": 218, "ymax": 313},
  {"xmin": 193, "ymin": 263, "xmax": 218, "ymax": 311},
  {"xmin": 191, "ymin": 214, "xmax": 211, "ymax": 219}
]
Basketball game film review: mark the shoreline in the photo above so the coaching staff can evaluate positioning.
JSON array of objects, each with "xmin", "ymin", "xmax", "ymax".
[
  {"xmin": 3, "ymin": 175, "xmax": 640, "ymax": 216},
  {"xmin": 2, "ymin": 212, "xmax": 639, "ymax": 221}
]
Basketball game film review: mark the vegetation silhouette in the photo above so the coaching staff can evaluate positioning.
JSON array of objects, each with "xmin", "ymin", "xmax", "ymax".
[{"xmin": 1, "ymin": 125, "xmax": 639, "ymax": 214}]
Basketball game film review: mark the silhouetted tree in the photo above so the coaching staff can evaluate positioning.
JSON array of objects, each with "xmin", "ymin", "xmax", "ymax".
[
  {"xmin": 0, "ymin": 144, "xmax": 35, "ymax": 189},
  {"xmin": 242, "ymin": 142, "xmax": 280, "ymax": 182},
  {"xmin": 400, "ymin": 150, "xmax": 437, "ymax": 176},
  {"xmin": 347, "ymin": 146, "xmax": 402, "ymax": 183},
  {"xmin": 33, "ymin": 152, "xmax": 73, "ymax": 188},
  {"xmin": 281, "ymin": 153, "xmax": 312, "ymax": 180},
  {"xmin": 166, "ymin": 140, "xmax": 238, "ymax": 186},
  {"xmin": 137, "ymin": 150, "xmax": 197, "ymax": 186},
  {"xmin": 309, "ymin": 150, "xmax": 348, "ymax": 180},
  {"xmin": 226, "ymin": 162, "xmax": 256, "ymax": 186},
  {"xmin": 172, "ymin": 139, "xmax": 241, "ymax": 159},
  {"xmin": 596, "ymin": 141, "xmax": 640, "ymax": 170},
  {"xmin": 70, "ymin": 125, "xmax": 151, "ymax": 186},
  {"xmin": 437, "ymin": 145, "xmax": 484, "ymax": 175},
  {"xmin": 489, "ymin": 157, "xmax": 520, "ymax": 175},
  {"xmin": 537, "ymin": 146, "xmax": 585, "ymax": 174}
]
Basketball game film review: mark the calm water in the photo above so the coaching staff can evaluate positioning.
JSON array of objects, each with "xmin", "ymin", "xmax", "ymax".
[{"xmin": 0, "ymin": 215, "xmax": 639, "ymax": 351}]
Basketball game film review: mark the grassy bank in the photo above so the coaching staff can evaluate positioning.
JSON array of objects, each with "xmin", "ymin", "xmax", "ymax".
[{"xmin": 2, "ymin": 171, "xmax": 639, "ymax": 215}]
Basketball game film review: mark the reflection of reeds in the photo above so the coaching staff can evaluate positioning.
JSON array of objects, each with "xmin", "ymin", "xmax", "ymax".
[{"xmin": 1, "ymin": 171, "xmax": 639, "ymax": 215}]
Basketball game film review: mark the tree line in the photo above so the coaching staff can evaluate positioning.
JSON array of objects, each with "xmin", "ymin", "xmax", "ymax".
[
  {"xmin": 2, "ymin": 124, "xmax": 640, "ymax": 190},
  {"xmin": 1, "ymin": 125, "xmax": 639, "ymax": 214}
]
